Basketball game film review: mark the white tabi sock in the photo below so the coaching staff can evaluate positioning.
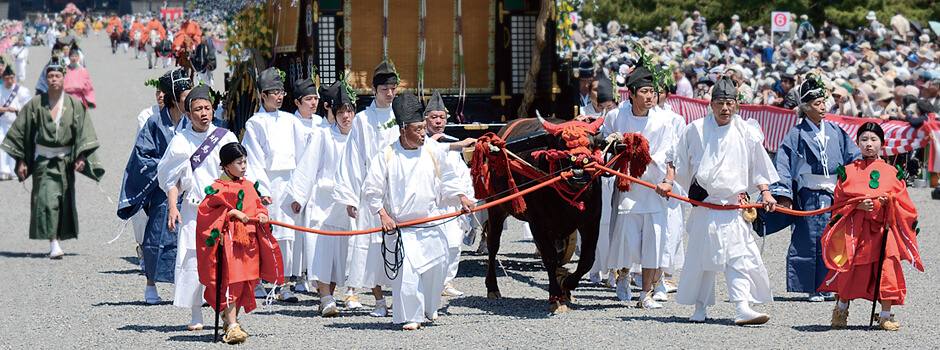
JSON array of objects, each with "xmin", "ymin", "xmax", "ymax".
[
  {"xmin": 880, "ymin": 310, "xmax": 892, "ymax": 318},
  {"xmin": 50, "ymin": 240, "xmax": 61, "ymax": 252},
  {"xmin": 837, "ymin": 300, "xmax": 848, "ymax": 310},
  {"xmin": 734, "ymin": 301, "xmax": 762, "ymax": 320},
  {"xmin": 191, "ymin": 305, "xmax": 204, "ymax": 325}
]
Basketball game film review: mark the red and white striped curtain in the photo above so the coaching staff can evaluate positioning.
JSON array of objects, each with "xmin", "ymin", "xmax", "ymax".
[
  {"xmin": 161, "ymin": 9, "xmax": 183, "ymax": 21},
  {"xmin": 618, "ymin": 90, "xmax": 935, "ymax": 158}
]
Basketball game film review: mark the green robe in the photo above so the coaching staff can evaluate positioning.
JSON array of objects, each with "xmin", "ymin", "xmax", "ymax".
[{"xmin": 0, "ymin": 93, "xmax": 105, "ymax": 240}]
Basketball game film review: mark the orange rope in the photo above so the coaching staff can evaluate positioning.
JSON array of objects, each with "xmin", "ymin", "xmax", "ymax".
[
  {"xmin": 252, "ymin": 154, "xmax": 877, "ymax": 235},
  {"xmin": 249, "ymin": 175, "xmax": 565, "ymax": 236},
  {"xmin": 590, "ymin": 163, "xmax": 877, "ymax": 217}
]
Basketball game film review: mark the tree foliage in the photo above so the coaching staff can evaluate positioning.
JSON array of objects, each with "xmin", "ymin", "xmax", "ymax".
[{"xmin": 579, "ymin": 0, "xmax": 939, "ymax": 35}]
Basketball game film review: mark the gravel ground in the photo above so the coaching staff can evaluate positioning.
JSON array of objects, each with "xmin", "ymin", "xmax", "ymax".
[{"xmin": 1, "ymin": 34, "xmax": 938, "ymax": 349}]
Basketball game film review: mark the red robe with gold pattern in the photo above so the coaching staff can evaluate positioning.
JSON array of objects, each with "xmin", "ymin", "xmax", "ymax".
[
  {"xmin": 818, "ymin": 159, "xmax": 923, "ymax": 304},
  {"xmin": 197, "ymin": 177, "xmax": 284, "ymax": 313}
]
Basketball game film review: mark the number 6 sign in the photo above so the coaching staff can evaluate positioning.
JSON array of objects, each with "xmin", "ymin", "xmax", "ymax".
[{"xmin": 771, "ymin": 11, "xmax": 790, "ymax": 32}]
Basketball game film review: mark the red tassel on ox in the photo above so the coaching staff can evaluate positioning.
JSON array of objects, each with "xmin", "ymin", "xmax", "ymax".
[
  {"xmin": 613, "ymin": 133, "xmax": 652, "ymax": 192},
  {"xmin": 470, "ymin": 132, "xmax": 527, "ymax": 215}
]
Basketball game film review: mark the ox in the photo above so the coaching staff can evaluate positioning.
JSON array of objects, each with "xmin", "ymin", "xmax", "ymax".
[{"xmin": 473, "ymin": 116, "xmax": 608, "ymax": 313}]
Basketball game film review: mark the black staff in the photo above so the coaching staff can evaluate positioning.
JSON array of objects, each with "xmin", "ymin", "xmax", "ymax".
[
  {"xmin": 214, "ymin": 236, "xmax": 224, "ymax": 342},
  {"xmin": 869, "ymin": 223, "xmax": 889, "ymax": 329}
]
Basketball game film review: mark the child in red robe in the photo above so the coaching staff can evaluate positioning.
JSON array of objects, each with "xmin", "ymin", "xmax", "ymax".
[
  {"xmin": 196, "ymin": 143, "xmax": 284, "ymax": 343},
  {"xmin": 818, "ymin": 122, "xmax": 923, "ymax": 331}
]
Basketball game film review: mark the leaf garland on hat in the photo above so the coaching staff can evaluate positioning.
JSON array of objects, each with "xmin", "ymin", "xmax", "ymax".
[
  {"xmin": 631, "ymin": 41, "xmax": 674, "ymax": 92},
  {"xmin": 337, "ymin": 70, "xmax": 358, "ymax": 105},
  {"xmin": 274, "ymin": 67, "xmax": 286, "ymax": 83},
  {"xmin": 144, "ymin": 77, "xmax": 161, "ymax": 90}
]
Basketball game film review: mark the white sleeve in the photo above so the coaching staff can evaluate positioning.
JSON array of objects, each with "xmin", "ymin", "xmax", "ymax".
[
  {"xmin": 241, "ymin": 118, "xmax": 271, "ymax": 197},
  {"xmin": 156, "ymin": 135, "xmax": 190, "ymax": 194},
  {"xmin": 436, "ymin": 147, "xmax": 466, "ymax": 200},
  {"xmin": 673, "ymin": 123, "xmax": 694, "ymax": 189},
  {"xmin": 333, "ymin": 118, "xmax": 366, "ymax": 207},
  {"xmin": 361, "ymin": 150, "xmax": 389, "ymax": 216},
  {"xmin": 285, "ymin": 130, "xmax": 324, "ymax": 205},
  {"xmin": 745, "ymin": 119, "xmax": 780, "ymax": 187}
]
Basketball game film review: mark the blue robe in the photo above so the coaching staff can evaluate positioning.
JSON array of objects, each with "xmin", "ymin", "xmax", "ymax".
[
  {"xmin": 765, "ymin": 119, "xmax": 861, "ymax": 293},
  {"xmin": 117, "ymin": 108, "xmax": 189, "ymax": 283}
]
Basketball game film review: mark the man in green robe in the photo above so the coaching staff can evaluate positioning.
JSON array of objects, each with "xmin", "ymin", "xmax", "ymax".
[{"xmin": 0, "ymin": 56, "xmax": 104, "ymax": 259}]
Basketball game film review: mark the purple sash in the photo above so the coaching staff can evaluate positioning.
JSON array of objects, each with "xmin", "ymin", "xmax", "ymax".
[
  {"xmin": 2, "ymin": 85, "xmax": 20, "ymax": 108},
  {"xmin": 190, "ymin": 127, "xmax": 228, "ymax": 170}
]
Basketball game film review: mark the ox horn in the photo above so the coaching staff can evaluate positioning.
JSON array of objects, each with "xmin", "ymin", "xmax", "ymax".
[
  {"xmin": 536, "ymin": 110, "xmax": 562, "ymax": 135},
  {"xmin": 586, "ymin": 117, "xmax": 605, "ymax": 134}
]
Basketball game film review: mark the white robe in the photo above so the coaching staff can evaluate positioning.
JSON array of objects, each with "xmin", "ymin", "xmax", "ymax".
[
  {"xmin": 242, "ymin": 108, "xmax": 307, "ymax": 276},
  {"xmin": 157, "ymin": 124, "xmax": 238, "ymax": 308},
  {"xmin": 136, "ymin": 104, "xmax": 159, "ymax": 135},
  {"xmin": 602, "ymin": 106, "xmax": 678, "ymax": 270},
  {"xmin": 0, "ymin": 83, "xmax": 32, "ymax": 177},
  {"xmin": 428, "ymin": 135, "xmax": 474, "ymax": 284},
  {"xmin": 286, "ymin": 124, "xmax": 351, "ymax": 285},
  {"xmin": 293, "ymin": 110, "xmax": 328, "ymax": 139},
  {"xmin": 333, "ymin": 101, "xmax": 399, "ymax": 289},
  {"xmin": 10, "ymin": 45, "xmax": 28, "ymax": 82},
  {"xmin": 361, "ymin": 140, "xmax": 466, "ymax": 324},
  {"xmin": 655, "ymin": 105, "xmax": 689, "ymax": 274},
  {"xmin": 673, "ymin": 114, "xmax": 779, "ymax": 306}
]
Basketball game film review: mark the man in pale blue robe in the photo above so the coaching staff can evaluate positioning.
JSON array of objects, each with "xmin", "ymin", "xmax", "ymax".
[{"xmin": 766, "ymin": 76, "xmax": 861, "ymax": 301}]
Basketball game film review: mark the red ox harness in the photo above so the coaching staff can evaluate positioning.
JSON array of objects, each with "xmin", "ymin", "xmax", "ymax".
[{"xmin": 471, "ymin": 118, "xmax": 611, "ymax": 212}]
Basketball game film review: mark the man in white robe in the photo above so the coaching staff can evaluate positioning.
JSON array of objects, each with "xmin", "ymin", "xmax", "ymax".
[
  {"xmin": 577, "ymin": 75, "xmax": 618, "ymax": 287},
  {"xmin": 603, "ymin": 64, "xmax": 679, "ymax": 308},
  {"xmin": 157, "ymin": 85, "xmax": 239, "ymax": 330},
  {"xmin": 10, "ymin": 39, "xmax": 28, "ymax": 84},
  {"xmin": 332, "ymin": 60, "xmax": 400, "ymax": 315},
  {"xmin": 291, "ymin": 77, "xmax": 328, "ymax": 138},
  {"xmin": 284, "ymin": 76, "xmax": 328, "ymax": 293},
  {"xmin": 673, "ymin": 76, "xmax": 779, "ymax": 325},
  {"xmin": 423, "ymin": 91, "xmax": 476, "ymax": 297},
  {"xmin": 241, "ymin": 67, "xmax": 307, "ymax": 302},
  {"xmin": 0, "ymin": 66, "xmax": 33, "ymax": 180},
  {"xmin": 362, "ymin": 93, "xmax": 474, "ymax": 330},
  {"xmin": 286, "ymin": 80, "xmax": 355, "ymax": 317},
  {"xmin": 652, "ymin": 84, "xmax": 687, "ymax": 298}
]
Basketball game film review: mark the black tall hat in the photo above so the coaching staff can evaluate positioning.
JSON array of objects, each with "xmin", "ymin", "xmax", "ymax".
[
  {"xmin": 711, "ymin": 75, "xmax": 738, "ymax": 101},
  {"xmin": 332, "ymin": 79, "xmax": 356, "ymax": 109},
  {"xmin": 425, "ymin": 91, "xmax": 447, "ymax": 114},
  {"xmin": 578, "ymin": 56, "xmax": 595, "ymax": 79},
  {"xmin": 625, "ymin": 66, "xmax": 653, "ymax": 90},
  {"xmin": 2, "ymin": 65, "xmax": 15, "ymax": 77},
  {"xmin": 393, "ymin": 93, "xmax": 425, "ymax": 127},
  {"xmin": 595, "ymin": 75, "xmax": 615, "ymax": 104},
  {"xmin": 799, "ymin": 75, "xmax": 827, "ymax": 104},
  {"xmin": 373, "ymin": 59, "xmax": 399, "ymax": 86},
  {"xmin": 293, "ymin": 77, "xmax": 318, "ymax": 100},
  {"xmin": 185, "ymin": 85, "xmax": 212, "ymax": 112},
  {"xmin": 258, "ymin": 67, "xmax": 284, "ymax": 92}
]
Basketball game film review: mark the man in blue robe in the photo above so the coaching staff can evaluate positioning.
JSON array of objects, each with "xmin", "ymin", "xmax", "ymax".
[
  {"xmin": 766, "ymin": 75, "xmax": 861, "ymax": 301},
  {"xmin": 116, "ymin": 69, "xmax": 192, "ymax": 304}
]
